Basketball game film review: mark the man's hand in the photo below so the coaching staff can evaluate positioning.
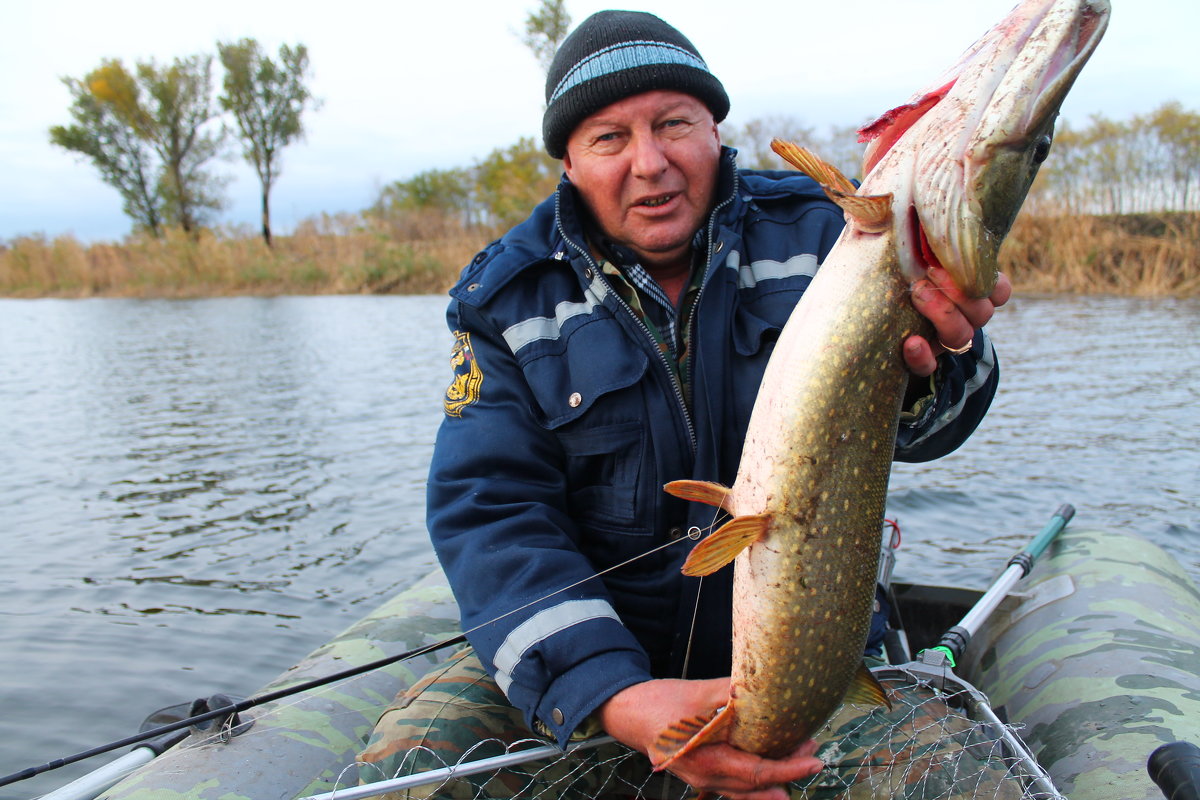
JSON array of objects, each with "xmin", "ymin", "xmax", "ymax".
[
  {"xmin": 598, "ymin": 678, "xmax": 824, "ymax": 800},
  {"xmin": 904, "ymin": 268, "xmax": 1012, "ymax": 377}
]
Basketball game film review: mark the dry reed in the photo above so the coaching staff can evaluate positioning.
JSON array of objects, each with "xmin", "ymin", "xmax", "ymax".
[
  {"xmin": 3, "ymin": 212, "xmax": 1197, "ymax": 298},
  {"xmin": 1001, "ymin": 211, "xmax": 1199, "ymax": 296}
]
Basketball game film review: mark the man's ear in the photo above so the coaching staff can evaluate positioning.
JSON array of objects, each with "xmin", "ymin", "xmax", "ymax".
[{"xmin": 562, "ymin": 149, "xmax": 574, "ymax": 181}]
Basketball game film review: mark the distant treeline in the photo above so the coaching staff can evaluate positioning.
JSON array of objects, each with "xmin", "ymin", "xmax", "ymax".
[{"xmin": 3, "ymin": 103, "xmax": 1198, "ymax": 298}]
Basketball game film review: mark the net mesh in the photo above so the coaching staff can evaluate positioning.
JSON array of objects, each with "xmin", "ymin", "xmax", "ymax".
[{"xmin": 336, "ymin": 666, "xmax": 1058, "ymax": 800}]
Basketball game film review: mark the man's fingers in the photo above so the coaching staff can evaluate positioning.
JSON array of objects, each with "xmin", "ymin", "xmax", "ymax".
[
  {"xmin": 669, "ymin": 740, "xmax": 824, "ymax": 800},
  {"xmin": 912, "ymin": 275, "xmax": 975, "ymax": 348}
]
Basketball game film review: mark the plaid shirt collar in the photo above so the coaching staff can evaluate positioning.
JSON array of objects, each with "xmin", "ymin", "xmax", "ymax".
[{"xmin": 591, "ymin": 229, "xmax": 707, "ymax": 362}]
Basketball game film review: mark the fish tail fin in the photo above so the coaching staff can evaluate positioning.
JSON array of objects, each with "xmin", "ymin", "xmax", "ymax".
[
  {"xmin": 650, "ymin": 703, "xmax": 735, "ymax": 771},
  {"xmin": 770, "ymin": 139, "xmax": 893, "ymax": 232},
  {"xmin": 682, "ymin": 515, "xmax": 770, "ymax": 577},
  {"xmin": 664, "ymin": 479, "xmax": 736, "ymax": 515},
  {"xmin": 843, "ymin": 662, "xmax": 893, "ymax": 710}
]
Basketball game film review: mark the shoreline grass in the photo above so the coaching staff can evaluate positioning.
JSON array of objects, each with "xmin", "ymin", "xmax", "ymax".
[{"xmin": 2, "ymin": 212, "xmax": 1197, "ymax": 299}]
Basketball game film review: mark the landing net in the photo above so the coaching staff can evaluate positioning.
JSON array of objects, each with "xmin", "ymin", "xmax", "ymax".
[{"xmin": 320, "ymin": 666, "xmax": 1059, "ymax": 800}]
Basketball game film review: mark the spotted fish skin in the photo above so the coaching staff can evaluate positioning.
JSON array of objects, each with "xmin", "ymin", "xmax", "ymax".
[{"xmin": 659, "ymin": 0, "xmax": 1109, "ymax": 765}]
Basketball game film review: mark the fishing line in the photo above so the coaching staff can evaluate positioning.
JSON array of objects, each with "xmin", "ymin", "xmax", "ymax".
[
  {"xmin": 1, "ymin": 520, "xmax": 718, "ymax": 788},
  {"xmin": 679, "ymin": 501, "xmax": 731, "ymax": 679}
]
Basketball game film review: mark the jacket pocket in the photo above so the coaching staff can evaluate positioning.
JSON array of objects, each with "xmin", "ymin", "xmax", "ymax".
[
  {"xmin": 556, "ymin": 420, "xmax": 646, "ymax": 529},
  {"xmin": 516, "ymin": 317, "xmax": 653, "ymax": 533}
]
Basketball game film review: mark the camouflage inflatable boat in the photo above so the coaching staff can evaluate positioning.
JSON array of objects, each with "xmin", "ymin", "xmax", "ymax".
[{"xmin": 32, "ymin": 526, "xmax": 1200, "ymax": 800}]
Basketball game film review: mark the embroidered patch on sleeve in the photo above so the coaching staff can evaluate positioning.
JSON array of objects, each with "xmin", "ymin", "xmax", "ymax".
[{"xmin": 444, "ymin": 330, "xmax": 483, "ymax": 417}]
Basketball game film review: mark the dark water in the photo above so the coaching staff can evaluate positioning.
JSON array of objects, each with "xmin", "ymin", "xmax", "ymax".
[{"xmin": 1, "ymin": 294, "xmax": 1197, "ymax": 797}]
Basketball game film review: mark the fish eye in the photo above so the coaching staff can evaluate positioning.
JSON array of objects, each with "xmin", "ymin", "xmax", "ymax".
[{"xmin": 1032, "ymin": 135, "xmax": 1053, "ymax": 164}]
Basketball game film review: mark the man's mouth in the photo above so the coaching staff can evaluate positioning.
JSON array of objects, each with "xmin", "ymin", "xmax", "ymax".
[{"xmin": 638, "ymin": 194, "xmax": 674, "ymax": 208}]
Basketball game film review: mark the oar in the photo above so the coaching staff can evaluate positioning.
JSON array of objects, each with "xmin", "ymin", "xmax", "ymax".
[
  {"xmin": 36, "ymin": 702, "xmax": 194, "ymax": 800},
  {"xmin": 0, "ymin": 633, "xmax": 466, "ymax": 789},
  {"xmin": 1148, "ymin": 741, "xmax": 1200, "ymax": 800},
  {"xmin": 923, "ymin": 503, "xmax": 1074, "ymax": 667}
]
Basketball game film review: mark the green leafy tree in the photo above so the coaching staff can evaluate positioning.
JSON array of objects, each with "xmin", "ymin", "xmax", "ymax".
[
  {"xmin": 137, "ymin": 55, "xmax": 225, "ymax": 234},
  {"xmin": 376, "ymin": 167, "xmax": 473, "ymax": 220},
  {"xmin": 474, "ymin": 137, "xmax": 561, "ymax": 227},
  {"xmin": 521, "ymin": 0, "xmax": 571, "ymax": 76},
  {"xmin": 50, "ymin": 59, "xmax": 165, "ymax": 236},
  {"xmin": 51, "ymin": 55, "xmax": 225, "ymax": 238},
  {"xmin": 218, "ymin": 39, "xmax": 316, "ymax": 246}
]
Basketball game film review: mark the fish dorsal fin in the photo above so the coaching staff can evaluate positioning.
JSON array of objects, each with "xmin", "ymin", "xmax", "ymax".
[
  {"xmin": 770, "ymin": 139, "xmax": 893, "ymax": 233},
  {"xmin": 650, "ymin": 703, "xmax": 735, "ymax": 771},
  {"xmin": 681, "ymin": 515, "xmax": 770, "ymax": 577},
  {"xmin": 843, "ymin": 662, "xmax": 893, "ymax": 710},
  {"xmin": 664, "ymin": 479, "xmax": 736, "ymax": 515}
]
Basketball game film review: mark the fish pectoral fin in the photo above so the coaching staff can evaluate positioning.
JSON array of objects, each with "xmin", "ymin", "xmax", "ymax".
[
  {"xmin": 650, "ymin": 703, "xmax": 735, "ymax": 771},
  {"xmin": 681, "ymin": 515, "xmax": 770, "ymax": 577},
  {"xmin": 771, "ymin": 139, "xmax": 857, "ymax": 194},
  {"xmin": 769, "ymin": 139, "xmax": 893, "ymax": 232},
  {"xmin": 832, "ymin": 193, "xmax": 893, "ymax": 233},
  {"xmin": 664, "ymin": 479, "xmax": 736, "ymax": 515},
  {"xmin": 843, "ymin": 662, "xmax": 893, "ymax": 710}
]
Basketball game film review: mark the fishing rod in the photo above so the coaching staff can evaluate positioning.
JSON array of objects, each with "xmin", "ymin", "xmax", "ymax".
[
  {"xmin": 4, "ymin": 527, "xmax": 710, "ymax": 791},
  {"xmin": 0, "ymin": 632, "xmax": 466, "ymax": 789}
]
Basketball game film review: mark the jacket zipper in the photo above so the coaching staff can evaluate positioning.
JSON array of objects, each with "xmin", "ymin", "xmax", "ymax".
[
  {"xmin": 685, "ymin": 163, "xmax": 740, "ymax": 413},
  {"xmin": 552, "ymin": 155, "xmax": 741, "ymax": 458},
  {"xmin": 554, "ymin": 192, "xmax": 698, "ymax": 455}
]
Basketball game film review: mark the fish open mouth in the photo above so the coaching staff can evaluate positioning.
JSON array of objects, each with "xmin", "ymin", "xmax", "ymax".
[{"xmin": 910, "ymin": 207, "xmax": 944, "ymax": 273}]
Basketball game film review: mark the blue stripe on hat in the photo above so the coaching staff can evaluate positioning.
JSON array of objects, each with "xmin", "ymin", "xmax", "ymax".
[{"xmin": 548, "ymin": 40, "xmax": 711, "ymax": 106}]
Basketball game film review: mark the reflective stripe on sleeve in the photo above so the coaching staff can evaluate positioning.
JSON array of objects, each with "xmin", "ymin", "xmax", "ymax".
[
  {"xmin": 492, "ymin": 599, "xmax": 621, "ymax": 697},
  {"xmin": 726, "ymin": 251, "xmax": 819, "ymax": 288}
]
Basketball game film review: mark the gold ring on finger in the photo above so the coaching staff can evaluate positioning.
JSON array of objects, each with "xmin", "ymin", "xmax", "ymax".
[{"xmin": 939, "ymin": 337, "xmax": 973, "ymax": 355}]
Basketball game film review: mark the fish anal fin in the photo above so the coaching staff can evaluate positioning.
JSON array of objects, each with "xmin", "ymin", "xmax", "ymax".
[
  {"xmin": 650, "ymin": 703, "xmax": 735, "ymax": 772},
  {"xmin": 843, "ymin": 662, "xmax": 893, "ymax": 710},
  {"xmin": 681, "ymin": 515, "xmax": 771, "ymax": 577},
  {"xmin": 770, "ymin": 140, "xmax": 892, "ymax": 232},
  {"xmin": 664, "ymin": 480, "xmax": 736, "ymax": 515}
]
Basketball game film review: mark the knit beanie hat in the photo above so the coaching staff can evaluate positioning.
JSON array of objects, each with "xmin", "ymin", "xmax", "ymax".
[{"xmin": 542, "ymin": 10, "xmax": 730, "ymax": 158}]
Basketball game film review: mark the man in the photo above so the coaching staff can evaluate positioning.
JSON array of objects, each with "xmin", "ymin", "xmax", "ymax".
[{"xmin": 360, "ymin": 10, "xmax": 1010, "ymax": 800}]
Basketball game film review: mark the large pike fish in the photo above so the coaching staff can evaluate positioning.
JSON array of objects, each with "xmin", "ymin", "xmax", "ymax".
[{"xmin": 652, "ymin": 0, "xmax": 1109, "ymax": 766}]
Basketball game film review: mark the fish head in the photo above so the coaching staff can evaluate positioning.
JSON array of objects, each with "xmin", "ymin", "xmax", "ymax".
[{"xmin": 859, "ymin": 0, "xmax": 1110, "ymax": 298}]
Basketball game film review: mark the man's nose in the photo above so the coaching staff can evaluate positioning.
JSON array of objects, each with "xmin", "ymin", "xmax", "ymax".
[{"xmin": 629, "ymin": 131, "xmax": 669, "ymax": 178}]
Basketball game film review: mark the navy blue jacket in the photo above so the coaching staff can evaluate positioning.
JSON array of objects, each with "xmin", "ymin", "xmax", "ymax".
[{"xmin": 427, "ymin": 148, "xmax": 998, "ymax": 747}]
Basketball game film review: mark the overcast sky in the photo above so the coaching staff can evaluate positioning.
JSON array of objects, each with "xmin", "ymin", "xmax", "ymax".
[{"xmin": 3, "ymin": 0, "xmax": 1195, "ymax": 242}]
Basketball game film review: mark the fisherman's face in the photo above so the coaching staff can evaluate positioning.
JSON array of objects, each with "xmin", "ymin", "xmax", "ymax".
[{"xmin": 563, "ymin": 91, "xmax": 721, "ymax": 275}]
